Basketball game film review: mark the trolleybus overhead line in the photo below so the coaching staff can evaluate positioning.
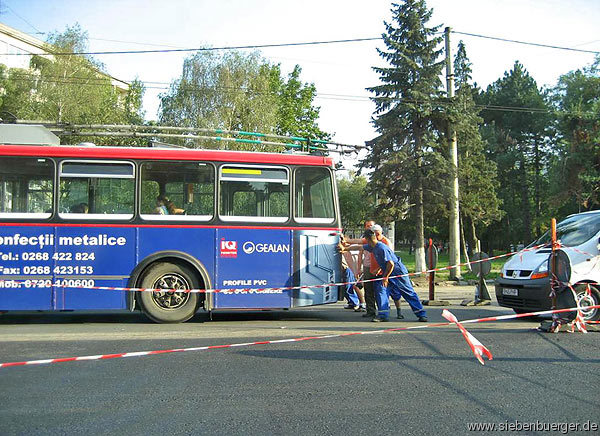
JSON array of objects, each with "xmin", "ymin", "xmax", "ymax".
[{"xmin": 11, "ymin": 120, "xmax": 367, "ymax": 154}]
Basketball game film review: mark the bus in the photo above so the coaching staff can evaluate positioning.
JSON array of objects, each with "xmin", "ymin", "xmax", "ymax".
[{"xmin": 0, "ymin": 125, "xmax": 342, "ymax": 323}]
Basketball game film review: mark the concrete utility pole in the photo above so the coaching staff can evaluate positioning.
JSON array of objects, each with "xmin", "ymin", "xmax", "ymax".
[{"xmin": 445, "ymin": 27, "xmax": 461, "ymax": 279}]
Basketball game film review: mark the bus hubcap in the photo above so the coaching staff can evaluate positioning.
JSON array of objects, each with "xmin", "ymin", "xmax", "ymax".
[{"xmin": 151, "ymin": 273, "xmax": 191, "ymax": 310}]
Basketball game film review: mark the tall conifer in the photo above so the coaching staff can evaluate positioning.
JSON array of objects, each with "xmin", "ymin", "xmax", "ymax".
[{"xmin": 363, "ymin": 0, "xmax": 445, "ymax": 270}]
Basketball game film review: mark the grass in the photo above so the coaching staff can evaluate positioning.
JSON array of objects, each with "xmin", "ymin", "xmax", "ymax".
[{"xmin": 394, "ymin": 250, "xmax": 508, "ymax": 282}]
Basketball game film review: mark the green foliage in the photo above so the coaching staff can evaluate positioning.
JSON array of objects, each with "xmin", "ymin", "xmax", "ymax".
[
  {"xmin": 364, "ymin": 0, "xmax": 446, "ymax": 269},
  {"xmin": 336, "ymin": 172, "xmax": 377, "ymax": 229},
  {"xmin": 159, "ymin": 52, "xmax": 329, "ymax": 150},
  {"xmin": 549, "ymin": 57, "xmax": 600, "ymax": 211},
  {"xmin": 451, "ymin": 42, "xmax": 503, "ymax": 246},
  {"xmin": 159, "ymin": 50, "xmax": 279, "ymax": 146},
  {"xmin": 275, "ymin": 65, "xmax": 330, "ymax": 140},
  {"xmin": 477, "ymin": 61, "xmax": 552, "ymax": 246},
  {"xmin": 0, "ymin": 24, "xmax": 146, "ymax": 145}
]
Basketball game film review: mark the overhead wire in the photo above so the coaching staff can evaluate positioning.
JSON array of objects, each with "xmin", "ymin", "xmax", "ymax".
[
  {"xmin": 1, "ymin": 37, "xmax": 384, "ymax": 56},
  {"xmin": 2, "ymin": 3, "xmax": 45, "ymax": 35},
  {"xmin": 5, "ymin": 72, "xmax": 594, "ymax": 117},
  {"xmin": 1, "ymin": 29, "xmax": 598, "ymax": 56},
  {"xmin": 0, "ymin": 22, "xmax": 596, "ymax": 120},
  {"xmin": 453, "ymin": 31, "xmax": 600, "ymax": 55}
]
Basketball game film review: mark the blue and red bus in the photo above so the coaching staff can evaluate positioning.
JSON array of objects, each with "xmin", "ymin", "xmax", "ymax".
[{"xmin": 0, "ymin": 125, "xmax": 342, "ymax": 322}]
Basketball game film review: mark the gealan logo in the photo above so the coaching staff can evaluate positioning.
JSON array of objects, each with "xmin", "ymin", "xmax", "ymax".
[
  {"xmin": 243, "ymin": 241, "xmax": 290, "ymax": 255},
  {"xmin": 220, "ymin": 239, "xmax": 237, "ymax": 258}
]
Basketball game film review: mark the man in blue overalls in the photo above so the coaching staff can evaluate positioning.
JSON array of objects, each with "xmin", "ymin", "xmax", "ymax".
[{"xmin": 362, "ymin": 229, "xmax": 428, "ymax": 323}]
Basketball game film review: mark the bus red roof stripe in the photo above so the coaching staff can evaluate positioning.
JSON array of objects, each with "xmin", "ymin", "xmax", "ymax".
[
  {"xmin": 0, "ymin": 222, "xmax": 341, "ymax": 231},
  {"xmin": 0, "ymin": 144, "xmax": 334, "ymax": 167}
]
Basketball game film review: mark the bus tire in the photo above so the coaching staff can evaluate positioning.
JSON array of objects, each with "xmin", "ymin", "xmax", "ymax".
[{"xmin": 137, "ymin": 262, "xmax": 200, "ymax": 323}]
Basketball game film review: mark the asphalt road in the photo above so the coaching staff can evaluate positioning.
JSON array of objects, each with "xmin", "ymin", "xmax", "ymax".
[{"xmin": 0, "ymin": 290, "xmax": 598, "ymax": 436}]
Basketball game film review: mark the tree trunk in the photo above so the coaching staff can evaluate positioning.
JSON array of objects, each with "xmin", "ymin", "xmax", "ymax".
[
  {"xmin": 519, "ymin": 152, "xmax": 532, "ymax": 243},
  {"xmin": 470, "ymin": 217, "xmax": 480, "ymax": 253},
  {"xmin": 414, "ymin": 173, "xmax": 426, "ymax": 273},
  {"xmin": 460, "ymin": 213, "xmax": 471, "ymax": 272}
]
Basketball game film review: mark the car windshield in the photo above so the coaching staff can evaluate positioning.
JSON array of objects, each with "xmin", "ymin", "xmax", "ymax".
[{"xmin": 532, "ymin": 213, "xmax": 600, "ymax": 247}]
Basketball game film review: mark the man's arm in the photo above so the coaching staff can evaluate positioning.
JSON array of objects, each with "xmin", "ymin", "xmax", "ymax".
[
  {"xmin": 382, "ymin": 260, "xmax": 394, "ymax": 287},
  {"xmin": 357, "ymin": 247, "xmax": 363, "ymax": 271},
  {"xmin": 345, "ymin": 237, "xmax": 364, "ymax": 245}
]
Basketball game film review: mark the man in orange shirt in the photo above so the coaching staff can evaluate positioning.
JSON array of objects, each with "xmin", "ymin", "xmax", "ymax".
[
  {"xmin": 343, "ymin": 220, "xmax": 376, "ymax": 318},
  {"xmin": 339, "ymin": 234, "xmax": 365, "ymax": 310},
  {"xmin": 344, "ymin": 222, "xmax": 403, "ymax": 319}
]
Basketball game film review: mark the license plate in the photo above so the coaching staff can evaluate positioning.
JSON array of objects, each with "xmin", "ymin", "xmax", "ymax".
[{"xmin": 502, "ymin": 288, "xmax": 518, "ymax": 296}]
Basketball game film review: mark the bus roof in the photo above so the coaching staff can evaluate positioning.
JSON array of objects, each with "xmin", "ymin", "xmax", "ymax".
[{"xmin": 0, "ymin": 144, "xmax": 335, "ymax": 167}]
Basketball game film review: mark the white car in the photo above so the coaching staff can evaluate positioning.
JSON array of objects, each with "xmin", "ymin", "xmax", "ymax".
[{"xmin": 495, "ymin": 210, "xmax": 600, "ymax": 321}]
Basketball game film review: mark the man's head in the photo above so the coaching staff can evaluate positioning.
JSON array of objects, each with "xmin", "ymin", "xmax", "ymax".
[
  {"xmin": 364, "ymin": 219, "xmax": 375, "ymax": 229},
  {"xmin": 370, "ymin": 224, "xmax": 382, "ymax": 234},
  {"xmin": 363, "ymin": 228, "xmax": 377, "ymax": 247}
]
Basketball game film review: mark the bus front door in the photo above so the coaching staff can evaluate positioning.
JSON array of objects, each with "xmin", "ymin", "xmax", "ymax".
[{"xmin": 293, "ymin": 230, "xmax": 341, "ymax": 307}]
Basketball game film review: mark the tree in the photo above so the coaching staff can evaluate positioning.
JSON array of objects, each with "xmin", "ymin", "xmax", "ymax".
[
  {"xmin": 159, "ymin": 52, "xmax": 329, "ymax": 150},
  {"xmin": 0, "ymin": 24, "xmax": 145, "ymax": 143},
  {"xmin": 159, "ymin": 50, "xmax": 279, "ymax": 150},
  {"xmin": 363, "ymin": 0, "xmax": 446, "ymax": 271},
  {"xmin": 478, "ymin": 61, "xmax": 552, "ymax": 246},
  {"xmin": 337, "ymin": 173, "xmax": 377, "ymax": 229},
  {"xmin": 275, "ymin": 65, "xmax": 329, "ymax": 140},
  {"xmin": 452, "ymin": 41, "xmax": 503, "ymax": 253},
  {"xmin": 550, "ymin": 56, "xmax": 600, "ymax": 212}
]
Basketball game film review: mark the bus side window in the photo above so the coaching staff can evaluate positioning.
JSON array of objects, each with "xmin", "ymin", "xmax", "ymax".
[
  {"xmin": 218, "ymin": 165, "xmax": 289, "ymax": 222},
  {"xmin": 59, "ymin": 161, "xmax": 134, "ymax": 219},
  {"xmin": 0, "ymin": 157, "xmax": 53, "ymax": 218},
  {"xmin": 140, "ymin": 161, "xmax": 214, "ymax": 220}
]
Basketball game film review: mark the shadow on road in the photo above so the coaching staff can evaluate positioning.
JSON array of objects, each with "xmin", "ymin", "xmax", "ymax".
[{"xmin": 0, "ymin": 305, "xmax": 545, "ymax": 326}]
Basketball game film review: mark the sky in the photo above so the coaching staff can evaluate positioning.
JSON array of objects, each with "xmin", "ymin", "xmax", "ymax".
[{"xmin": 1, "ymin": 0, "xmax": 599, "ymax": 168}]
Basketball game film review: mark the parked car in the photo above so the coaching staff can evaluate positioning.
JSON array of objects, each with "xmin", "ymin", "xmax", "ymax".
[{"xmin": 495, "ymin": 210, "xmax": 600, "ymax": 321}]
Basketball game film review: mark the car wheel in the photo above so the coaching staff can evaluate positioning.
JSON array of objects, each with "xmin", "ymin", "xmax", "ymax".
[{"xmin": 574, "ymin": 283, "xmax": 600, "ymax": 322}]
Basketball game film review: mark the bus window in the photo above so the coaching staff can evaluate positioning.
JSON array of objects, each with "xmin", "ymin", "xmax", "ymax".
[
  {"xmin": 0, "ymin": 157, "xmax": 53, "ymax": 219},
  {"xmin": 219, "ymin": 165, "xmax": 289, "ymax": 223},
  {"xmin": 140, "ymin": 161, "xmax": 214, "ymax": 221},
  {"xmin": 59, "ymin": 161, "xmax": 134, "ymax": 220},
  {"xmin": 294, "ymin": 167, "xmax": 335, "ymax": 224}
]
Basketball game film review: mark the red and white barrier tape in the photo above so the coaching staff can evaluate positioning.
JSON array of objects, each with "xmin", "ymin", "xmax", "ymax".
[
  {"xmin": 1, "ymin": 304, "xmax": 597, "ymax": 369},
  {"xmin": 0, "ymin": 244, "xmax": 549, "ymax": 295},
  {"xmin": 442, "ymin": 309, "xmax": 493, "ymax": 365},
  {"xmin": 560, "ymin": 245, "xmax": 600, "ymax": 259}
]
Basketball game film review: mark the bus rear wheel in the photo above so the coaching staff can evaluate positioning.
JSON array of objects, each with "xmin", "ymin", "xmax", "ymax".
[{"xmin": 138, "ymin": 262, "xmax": 200, "ymax": 323}]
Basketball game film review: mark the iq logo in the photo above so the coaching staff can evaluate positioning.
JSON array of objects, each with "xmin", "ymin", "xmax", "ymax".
[{"xmin": 220, "ymin": 239, "xmax": 238, "ymax": 258}]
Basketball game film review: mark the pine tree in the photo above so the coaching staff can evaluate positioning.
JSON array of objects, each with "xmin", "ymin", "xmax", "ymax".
[
  {"xmin": 452, "ymin": 41, "xmax": 502, "ymax": 254},
  {"xmin": 363, "ymin": 0, "xmax": 445, "ymax": 271},
  {"xmin": 550, "ymin": 57, "xmax": 600, "ymax": 212},
  {"xmin": 478, "ymin": 61, "xmax": 551, "ymax": 245}
]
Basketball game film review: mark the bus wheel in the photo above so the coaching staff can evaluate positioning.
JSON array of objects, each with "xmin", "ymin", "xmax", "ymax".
[
  {"xmin": 138, "ymin": 262, "xmax": 200, "ymax": 323},
  {"xmin": 575, "ymin": 284, "xmax": 600, "ymax": 322}
]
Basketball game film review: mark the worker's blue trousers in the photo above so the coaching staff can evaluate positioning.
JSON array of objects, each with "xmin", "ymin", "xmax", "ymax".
[
  {"xmin": 373, "ymin": 268, "xmax": 426, "ymax": 320},
  {"xmin": 344, "ymin": 268, "xmax": 360, "ymax": 306}
]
